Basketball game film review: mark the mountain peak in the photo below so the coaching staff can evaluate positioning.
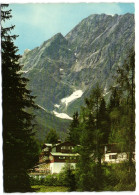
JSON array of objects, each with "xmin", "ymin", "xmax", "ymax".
[
  {"xmin": 53, "ymin": 32, "xmax": 64, "ymax": 39},
  {"xmin": 50, "ymin": 32, "xmax": 66, "ymax": 44},
  {"xmin": 41, "ymin": 32, "xmax": 67, "ymax": 49}
]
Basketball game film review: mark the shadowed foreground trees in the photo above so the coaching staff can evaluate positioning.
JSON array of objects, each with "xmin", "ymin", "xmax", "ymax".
[
  {"xmin": 67, "ymin": 49, "xmax": 135, "ymax": 191},
  {"xmin": 67, "ymin": 111, "xmax": 80, "ymax": 144},
  {"xmin": 2, "ymin": 4, "xmax": 39, "ymax": 192}
]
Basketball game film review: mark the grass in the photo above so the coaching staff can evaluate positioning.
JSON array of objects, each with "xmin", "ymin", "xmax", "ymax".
[{"xmin": 32, "ymin": 185, "xmax": 69, "ymax": 192}]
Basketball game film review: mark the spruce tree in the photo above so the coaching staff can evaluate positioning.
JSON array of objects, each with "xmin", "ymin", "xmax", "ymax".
[
  {"xmin": 108, "ymin": 87, "xmax": 121, "ymax": 144},
  {"xmin": 1, "ymin": 5, "xmax": 39, "ymax": 192},
  {"xmin": 62, "ymin": 164, "xmax": 76, "ymax": 191},
  {"xmin": 68, "ymin": 111, "xmax": 80, "ymax": 144},
  {"xmin": 77, "ymin": 85, "xmax": 110, "ymax": 191},
  {"xmin": 98, "ymin": 97, "xmax": 110, "ymax": 144},
  {"xmin": 45, "ymin": 129, "xmax": 59, "ymax": 144}
]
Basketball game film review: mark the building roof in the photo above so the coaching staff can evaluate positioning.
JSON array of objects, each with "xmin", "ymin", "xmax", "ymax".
[
  {"xmin": 50, "ymin": 152, "xmax": 79, "ymax": 156},
  {"xmin": 105, "ymin": 153, "xmax": 118, "ymax": 155},
  {"xmin": 51, "ymin": 141, "xmax": 76, "ymax": 148},
  {"xmin": 44, "ymin": 143, "xmax": 53, "ymax": 147},
  {"xmin": 43, "ymin": 141, "xmax": 76, "ymax": 149}
]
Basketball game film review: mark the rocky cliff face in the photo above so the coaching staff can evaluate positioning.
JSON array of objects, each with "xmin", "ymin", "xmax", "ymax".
[
  {"xmin": 20, "ymin": 13, "xmax": 135, "ymax": 136},
  {"xmin": 20, "ymin": 33, "xmax": 76, "ymax": 111},
  {"xmin": 66, "ymin": 14, "xmax": 134, "ymax": 86}
]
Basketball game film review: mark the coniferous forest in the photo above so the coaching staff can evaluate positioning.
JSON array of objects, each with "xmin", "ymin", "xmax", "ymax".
[
  {"xmin": 1, "ymin": 4, "xmax": 135, "ymax": 192},
  {"xmin": 67, "ymin": 52, "xmax": 135, "ymax": 190}
]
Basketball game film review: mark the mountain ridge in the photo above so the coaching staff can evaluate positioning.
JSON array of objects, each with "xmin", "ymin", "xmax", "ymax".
[{"xmin": 19, "ymin": 13, "xmax": 135, "ymax": 140}]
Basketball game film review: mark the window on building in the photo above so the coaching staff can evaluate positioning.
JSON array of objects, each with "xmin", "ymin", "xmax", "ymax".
[
  {"xmin": 59, "ymin": 156, "xmax": 65, "ymax": 159},
  {"xmin": 69, "ymin": 156, "xmax": 76, "ymax": 160},
  {"xmin": 118, "ymin": 154, "xmax": 122, "ymax": 158},
  {"xmin": 109, "ymin": 155, "xmax": 117, "ymax": 159},
  {"xmin": 61, "ymin": 146, "xmax": 73, "ymax": 150}
]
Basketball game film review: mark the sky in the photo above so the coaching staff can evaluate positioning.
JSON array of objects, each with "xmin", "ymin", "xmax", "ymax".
[{"xmin": 5, "ymin": 3, "xmax": 135, "ymax": 54}]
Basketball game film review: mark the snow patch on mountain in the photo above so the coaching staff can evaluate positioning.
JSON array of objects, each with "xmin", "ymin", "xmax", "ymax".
[
  {"xmin": 61, "ymin": 90, "xmax": 83, "ymax": 106},
  {"xmin": 53, "ymin": 111, "xmax": 72, "ymax": 120},
  {"xmin": 54, "ymin": 104, "xmax": 60, "ymax": 108}
]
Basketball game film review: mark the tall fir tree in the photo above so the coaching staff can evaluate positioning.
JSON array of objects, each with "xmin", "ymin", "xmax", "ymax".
[
  {"xmin": 76, "ymin": 85, "xmax": 110, "ymax": 191},
  {"xmin": 108, "ymin": 87, "xmax": 121, "ymax": 144},
  {"xmin": 45, "ymin": 129, "xmax": 59, "ymax": 144},
  {"xmin": 98, "ymin": 97, "xmax": 110, "ymax": 144},
  {"xmin": 1, "ymin": 5, "xmax": 39, "ymax": 192},
  {"xmin": 68, "ymin": 111, "xmax": 80, "ymax": 144}
]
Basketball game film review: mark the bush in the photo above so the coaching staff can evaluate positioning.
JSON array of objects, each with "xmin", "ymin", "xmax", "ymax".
[
  {"xmin": 29, "ymin": 176, "xmax": 45, "ymax": 185},
  {"xmin": 103, "ymin": 162, "xmax": 136, "ymax": 191},
  {"xmin": 29, "ymin": 163, "xmax": 76, "ymax": 191},
  {"xmin": 60, "ymin": 164, "xmax": 76, "ymax": 191},
  {"xmin": 29, "ymin": 173, "xmax": 66, "ymax": 187},
  {"xmin": 30, "ymin": 162, "xmax": 135, "ymax": 191}
]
